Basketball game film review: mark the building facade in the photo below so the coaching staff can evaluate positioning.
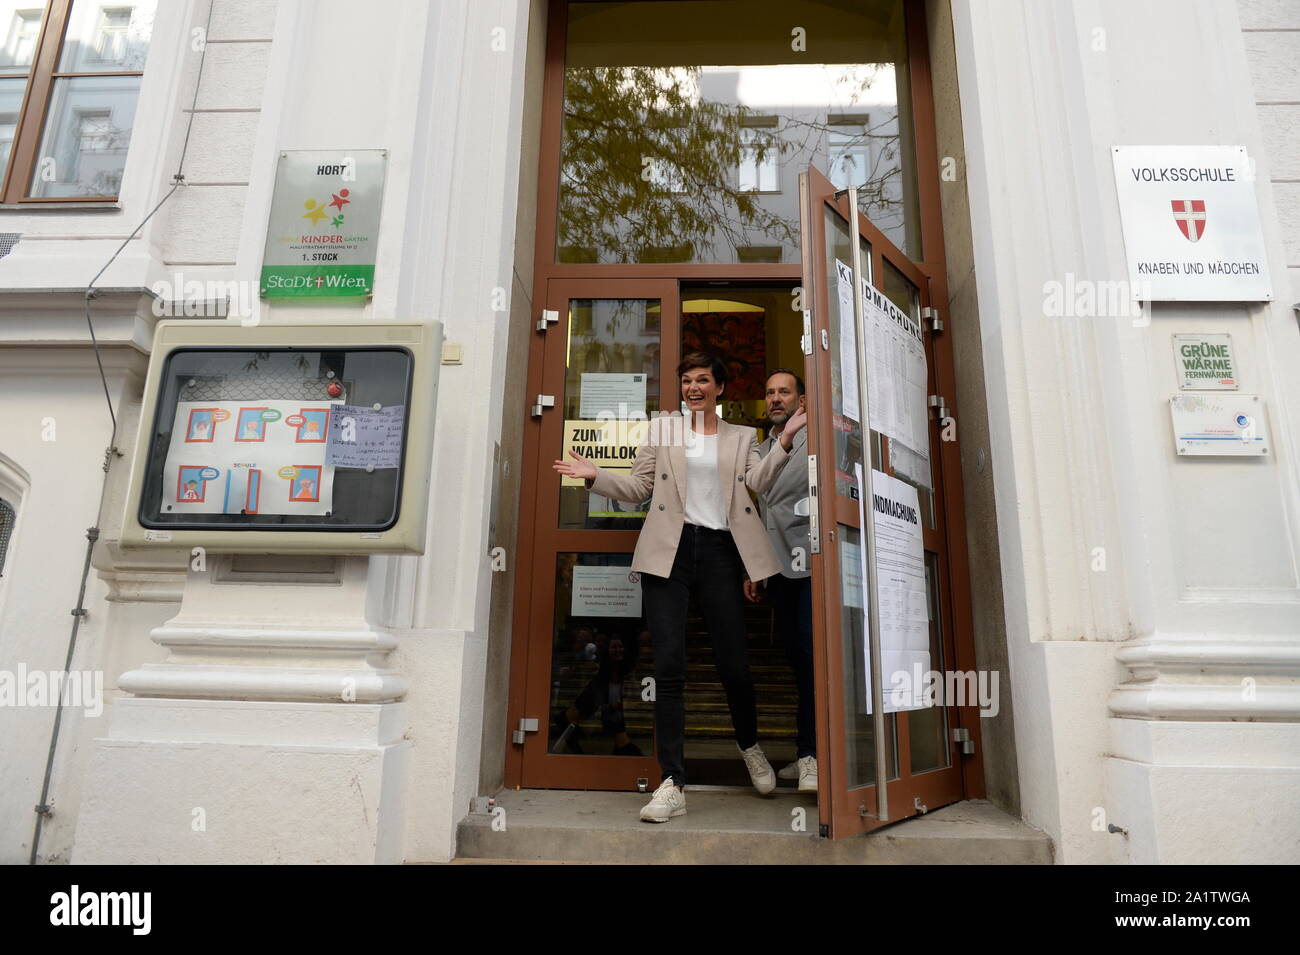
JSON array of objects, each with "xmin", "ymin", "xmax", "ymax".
[{"xmin": 0, "ymin": 0, "xmax": 1296, "ymax": 864}]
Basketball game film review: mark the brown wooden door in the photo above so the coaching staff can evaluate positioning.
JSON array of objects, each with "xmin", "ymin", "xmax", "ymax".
[
  {"xmin": 513, "ymin": 278, "xmax": 679, "ymax": 789},
  {"xmin": 801, "ymin": 164, "xmax": 981, "ymax": 836}
]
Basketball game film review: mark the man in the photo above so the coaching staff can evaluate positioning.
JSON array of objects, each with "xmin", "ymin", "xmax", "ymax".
[{"xmin": 744, "ymin": 369, "xmax": 817, "ymax": 793}]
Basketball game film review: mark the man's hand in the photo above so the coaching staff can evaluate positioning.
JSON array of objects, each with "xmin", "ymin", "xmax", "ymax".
[
  {"xmin": 780, "ymin": 406, "xmax": 807, "ymax": 450},
  {"xmin": 743, "ymin": 578, "xmax": 766, "ymax": 603}
]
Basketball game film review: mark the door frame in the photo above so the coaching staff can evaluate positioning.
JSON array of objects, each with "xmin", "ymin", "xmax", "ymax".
[{"xmin": 504, "ymin": 0, "xmax": 986, "ymax": 825}]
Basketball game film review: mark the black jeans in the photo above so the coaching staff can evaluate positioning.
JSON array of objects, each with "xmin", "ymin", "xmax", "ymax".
[
  {"xmin": 768, "ymin": 573, "xmax": 816, "ymax": 759},
  {"xmin": 640, "ymin": 523, "xmax": 758, "ymax": 787}
]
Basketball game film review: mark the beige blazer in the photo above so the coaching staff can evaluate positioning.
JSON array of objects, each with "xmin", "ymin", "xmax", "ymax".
[{"xmin": 586, "ymin": 413, "xmax": 794, "ymax": 581}]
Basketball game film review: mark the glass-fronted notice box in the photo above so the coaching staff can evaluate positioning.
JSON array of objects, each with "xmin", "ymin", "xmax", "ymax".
[{"xmin": 121, "ymin": 320, "xmax": 441, "ymax": 554}]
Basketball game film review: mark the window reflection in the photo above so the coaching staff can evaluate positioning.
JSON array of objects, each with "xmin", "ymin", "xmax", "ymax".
[{"xmin": 559, "ymin": 0, "xmax": 919, "ymax": 264}]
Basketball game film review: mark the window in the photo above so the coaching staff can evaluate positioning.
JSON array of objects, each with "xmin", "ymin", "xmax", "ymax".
[
  {"xmin": 828, "ymin": 115, "xmax": 870, "ymax": 190},
  {"xmin": 0, "ymin": 0, "xmax": 156, "ymax": 202},
  {"xmin": 738, "ymin": 117, "xmax": 778, "ymax": 193}
]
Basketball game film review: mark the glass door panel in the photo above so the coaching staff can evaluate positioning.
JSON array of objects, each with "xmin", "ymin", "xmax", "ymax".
[
  {"xmin": 803, "ymin": 162, "xmax": 965, "ymax": 836},
  {"xmin": 518, "ymin": 279, "xmax": 677, "ymax": 790},
  {"xmin": 558, "ymin": 297, "xmax": 661, "ymax": 531}
]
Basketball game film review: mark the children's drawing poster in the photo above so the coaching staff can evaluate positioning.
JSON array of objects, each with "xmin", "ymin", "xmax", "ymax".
[{"xmin": 162, "ymin": 400, "xmax": 342, "ymax": 516}]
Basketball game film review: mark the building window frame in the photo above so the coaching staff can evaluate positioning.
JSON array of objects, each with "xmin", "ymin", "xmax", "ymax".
[{"xmin": 0, "ymin": 0, "xmax": 153, "ymax": 204}]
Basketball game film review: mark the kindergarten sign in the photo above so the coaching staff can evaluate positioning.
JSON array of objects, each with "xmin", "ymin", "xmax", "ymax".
[{"xmin": 261, "ymin": 149, "xmax": 387, "ymax": 297}]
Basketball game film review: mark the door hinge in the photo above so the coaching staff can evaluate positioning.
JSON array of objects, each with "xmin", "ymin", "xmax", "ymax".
[
  {"xmin": 807, "ymin": 454, "xmax": 820, "ymax": 555},
  {"xmin": 801, "ymin": 309, "xmax": 813, "ymax": 355},
  {"xmin": 531, "ymin": 394, "xmax": 555, "ymax": 417},
  {"xmin": 536, "ymin": 308, "xmax": 559, "ymax": 332},
  {"xmin": 512, "ymin": 717, "xmax": 539, "ymax": 744},
  {"xmin": 928, "ymin": 394, "xmax": 949, "ymax": 420},
  {"xmin": 952, "ymin": 727, "xmax": 975, "ymax": 756},
  {"xmin": 922, "ymin": 306, "xmax": 944, "ymax": 334}
]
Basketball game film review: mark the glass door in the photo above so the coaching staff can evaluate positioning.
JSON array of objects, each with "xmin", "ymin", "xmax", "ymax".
[
  {"xmin": 801, "ymin": 164, "xmax": 970, "ymax": 837},
  {"xmin": 516, "ymin": 278, "xmax": 679, "ymax": 789}
]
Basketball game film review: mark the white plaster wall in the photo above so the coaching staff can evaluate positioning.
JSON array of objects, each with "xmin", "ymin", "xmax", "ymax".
[
  {"xmin": 952, "ymin": 0, "xmax": 1300, "ymax": 863},
  {"xmin": 0, "ymin": 0, "xmax": 280, "ymax": 863},
  {"xmin": 1237, "ymin": 0, "xmax": 1300, "ymax": 301}
]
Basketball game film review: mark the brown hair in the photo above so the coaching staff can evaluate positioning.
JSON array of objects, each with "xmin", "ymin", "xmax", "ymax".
[{"xmin": 676, "ymin": 351, "xmax": 728, "ymax": 386}]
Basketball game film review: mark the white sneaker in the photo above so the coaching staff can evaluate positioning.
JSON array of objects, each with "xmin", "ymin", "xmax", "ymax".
[
  {"xmin": 639, "ymin": 777, "xmax": 686, "ymax": 822},
  {"xmin": 797, "ymin": 755, "xmax": 818, "ymax": 793},
  {"xmin": 778, "ymin": 761, "xmax": 799, "ymax": 780},
  {"xmin": 739, "ymin": 743, "xmax": 776, "ymax": 795}
]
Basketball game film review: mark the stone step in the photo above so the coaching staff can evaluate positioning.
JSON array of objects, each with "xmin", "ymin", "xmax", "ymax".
[{"xmin": 452, "ymin": 792, "xmax": 1053, "ymax": 865}]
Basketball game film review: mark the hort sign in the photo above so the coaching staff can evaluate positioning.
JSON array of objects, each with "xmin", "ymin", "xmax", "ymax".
[{"xmin": 261, "ymin": 149, "xmax": 387, "ymax": 298}]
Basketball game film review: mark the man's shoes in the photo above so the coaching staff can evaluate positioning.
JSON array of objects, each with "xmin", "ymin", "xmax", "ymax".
[
  {"xmin": 639, "ymin": 777, "xmax": 686, "ymax": 822},
  {"xmin": 797, "ymin": 755, "xmax": 818, "ymax": 793},
  {"xmin": 739, "ymin": 743, "xmax": 776, "ymax": 795},
  {"xmin": 778, "ymin": 761, "xmax": 799, "ymax": 780}
]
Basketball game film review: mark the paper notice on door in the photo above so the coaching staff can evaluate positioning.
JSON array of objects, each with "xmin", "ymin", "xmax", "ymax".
[
  {"xmin": 835, "ymin": 259, "xmax": 861, "ymax": 422},
  {"xmin": 856, "ymin": 464, "xmax": 930, "ymax": 714},
  {"xmin": 834, "ymin": 261, "xmax": 931, "ymax": 485},
  {"xmin": 862, "ymin": 284, "xmax": 930, "ymax": 477},
  {"xmin": 580, "ymin": 373, "xmax": 648, "ymax": 418},
  {"xmin": 571, "ymin": 565, "xmax": 643, "ymax": 618}
]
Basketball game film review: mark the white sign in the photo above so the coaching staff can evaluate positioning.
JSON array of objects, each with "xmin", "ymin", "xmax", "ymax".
[
  {"xmin": 324, "ymin": 404, "xmax": 405, "ymax": 469},
  {"xmin": 1173, "ymin": 334, "xmax": 1237, "ymax": 390},
  {"xmin": 835, "ymin": 259, "xmax": 931, "ymax": 481},
  {"xmin": 1112, "ymin": 146, "xmax": 1272, "ymax": 301},
  {"xmin": 162, "ymin": 400, "xmax": 342, "ymax": 516},
  {"xmin": 1170, "ymin": 394, "xmax": 1269, "ymax": 456},
  {"xmin": 571, "ymin": 565, "xmax": 643, "ymax": 618},
  {"xmin": 855, "ymin": 464, "xmax": 930, "ymax": 714},
  {"xmin": 580, "ymin": 373, "xmax": 647, "ymax": 418}
]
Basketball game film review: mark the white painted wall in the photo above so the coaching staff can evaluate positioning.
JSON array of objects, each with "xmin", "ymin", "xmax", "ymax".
[
  {"xmin": 952, "ymin": 0, "xmax": 1300, "ymax": 863},
  {"xmin": 1238, "ymin": 0, "xmax": 1300, "ymax": 301}
]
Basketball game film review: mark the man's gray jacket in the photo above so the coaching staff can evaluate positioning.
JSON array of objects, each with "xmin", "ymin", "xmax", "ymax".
[{"xmin": 756, "ymin": 424, "xmax": 811, "ymax": 580}]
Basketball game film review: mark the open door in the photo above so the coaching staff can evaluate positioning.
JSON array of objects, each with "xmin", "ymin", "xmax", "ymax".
[{"xmin": 801, "ymin": 164, "xmax": 981, "ymax": 837}]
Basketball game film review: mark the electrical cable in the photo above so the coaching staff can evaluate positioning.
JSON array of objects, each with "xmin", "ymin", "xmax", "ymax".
[{"xmin": 29, "ymin": 0, "xmax": 216, "ymax": 865}]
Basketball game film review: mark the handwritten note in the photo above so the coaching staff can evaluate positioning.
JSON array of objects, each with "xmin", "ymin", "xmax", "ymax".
[{"xmin": 325, "ymin": 404, "xmax": 406, "ymax": 469}]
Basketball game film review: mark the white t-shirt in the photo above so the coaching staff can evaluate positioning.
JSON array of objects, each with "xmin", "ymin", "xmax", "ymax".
[{"xmin": 683, "ymin": 432, "xmax": 728, "ymax": 530}]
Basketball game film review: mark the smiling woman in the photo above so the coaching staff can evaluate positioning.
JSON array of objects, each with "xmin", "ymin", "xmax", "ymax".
[{"xmin": 552, "ymin": 348, "xmax": 806, "ymax": 821}]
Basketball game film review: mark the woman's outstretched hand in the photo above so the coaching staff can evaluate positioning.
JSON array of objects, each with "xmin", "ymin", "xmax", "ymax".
[
  {"xmin": 552, "ymin": 449, "xmax": 597, "ymax": 481},
  {"xmin": 780, "ymin": 405, "xmax": 808, "ymax": 450}
]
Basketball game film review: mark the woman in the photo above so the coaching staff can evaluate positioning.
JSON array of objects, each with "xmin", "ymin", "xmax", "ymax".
[{"xmin": 553, "ymin": 352, "xmax": 807, "ymax": 822}]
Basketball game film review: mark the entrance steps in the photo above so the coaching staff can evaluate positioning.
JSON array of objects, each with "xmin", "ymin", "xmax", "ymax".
[{"xmin": 452, "ymin": 790, "xmax": 1053, "ymax": 864}]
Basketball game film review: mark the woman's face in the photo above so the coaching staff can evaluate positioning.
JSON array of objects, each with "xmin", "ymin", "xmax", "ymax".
[{"xmin": 680, "ymin": 366, "xmax": 723, "ymax": 415}]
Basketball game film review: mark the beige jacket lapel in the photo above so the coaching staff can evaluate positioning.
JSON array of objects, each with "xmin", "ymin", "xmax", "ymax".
[
  {"xmin": 717, "ymin": 419, "xmax": 739, "ymax": 514},
  {"xmin": 664, "ymin": 414, "xmax": 687, "ymax": 505}
]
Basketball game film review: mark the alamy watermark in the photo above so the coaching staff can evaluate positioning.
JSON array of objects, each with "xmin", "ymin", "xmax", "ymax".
[{"xmin": 0, "ymin": 665, "xmax": 103, "ymax": 717}]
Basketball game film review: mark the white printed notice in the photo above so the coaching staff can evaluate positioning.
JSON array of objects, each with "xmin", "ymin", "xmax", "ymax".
[
  {"xmin": 579, "ymin": 373, "xmax": 647, "ymax": 418},
  {"xmin": 835, "ymin": 259, "xmax": 860, "ymax": 422},
  {"xmin": 834, "ymin": 260, "xmax": 931, "ymax": 485},
  {"xmin": 325, "ymin": 404, "xmax": 405, "ymax": 469},
  {"xmin": 856, "ymin": 464, "xmax": 930, "ymax": 714},
  {"xmin": 162, "ymin": 400, "xmax": 342, "ymax": 516},
  {"xmin": 571, "ymin": 565, "xmax": 643, "ymax": 618}
]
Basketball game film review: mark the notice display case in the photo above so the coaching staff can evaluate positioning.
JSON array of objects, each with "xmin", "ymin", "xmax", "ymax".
[{"xmin": 120, "ymin": 320, "xmax": 441, "ymax": 554}]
